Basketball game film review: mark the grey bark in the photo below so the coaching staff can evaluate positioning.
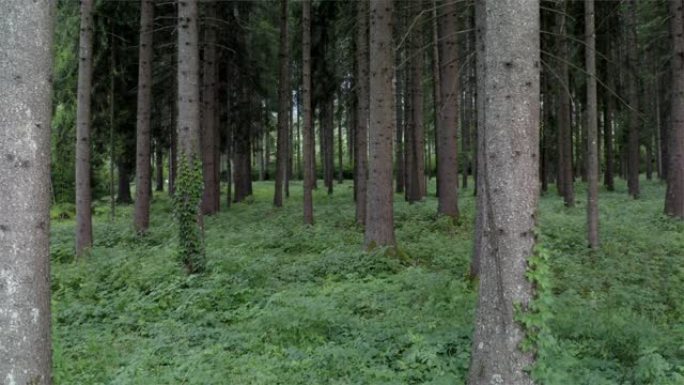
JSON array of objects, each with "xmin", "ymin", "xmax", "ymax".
[
  {"xmin": 274, "ymin": 0, "xmax": 290, "ymax": 207},
  {"xmin": 586, "ymin": 0, "xmax": 599, "ymax": 247},
  {"xmin": 75, "ymin": 0, "xmax": 95, "ymax": 255},
  {"xmin": 178, "ymin": 0, "xmax": 201, "ymax": 159},
  {"xmin": 365, "ymin": 0, "xmax": 396, "ymax": 248},
  {"xmin": 355, "ymin": 0, "xmax": 369, "ymax": 225},
  {"xmin": 134, "ymin": 0, "xmax": 155, "ymax": 233},
  {"xmin": 436, "ymin": 0, "xmax": 460, "ymax": 218},
  {"xmin": 468, "ymin": 0, "xmax": 539, "ymax": 383},
  {"xmin": 666, "ymin": 0, "xmax": 684, "ymax": 218},
  {"xmin": 0, "ymin": 1, "xmax": 55, "ymax": 383},
  {"xmin": 302, "ymin": 0, "xmax": 314, "ymax": 225}
]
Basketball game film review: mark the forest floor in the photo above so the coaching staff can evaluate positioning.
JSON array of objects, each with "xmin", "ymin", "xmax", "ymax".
[{"xmin": 50, "ymin": 178, "xmax": 683, "ymax": 385}]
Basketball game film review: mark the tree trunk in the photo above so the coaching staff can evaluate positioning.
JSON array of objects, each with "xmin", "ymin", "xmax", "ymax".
[
  {"xmin": 324, "ymin": 98, "xmax": 335, "ymax": 194},
  {"xmin": 274, "ymin": 0, "xmax": 290, "ymax": 207},
  {"xmin": 302, "ymin": 0, "xmax": 314, "ymax": 224},
  {"xmin": 625, "ymin": 0, "xmax": 641, "ymax": 199},
  {"xmin": 75, "ymin": 0, "xmax": 95, "ymax": 255},
  {"xmin": 468, "ymin": 0, "xmax": 539, "ymax": 383},
  {"xmin": 201, "ymin": 2, "xmax": 219, "ymax": 215},
  {"xmin": 233, "ymin": 83, "xmax": 252, "ymax": 202},
  {"xmin": 365, "ymin": 0, "xmax": 396, "ymax": 248},
  {"xmin": 177, "ymin": 0, "xmax": 204, "ymax": 273},
  {"xmin": 134, "ymin": 0, "xmax": 155, "ymax": 233},
  {"xmin": 557, "ymin": 1, "xmax": 574, "ymax": 207},
  {"xmin": 666, "ymin": 0, "xmax": 684, "ymax": 218},
  {"xmin": 338, "ymin": 102, "xmax": 344, "ymax": 184},
  {"xmin": 586, "ymin": 0, "xmax": 600, "ymax": 248},
  {"xmin": 155, "ymin": 143, "xmax": 164, "ymax": 192},
  {"xmin": 355, "ymin": 0, "xmax": 369, "ymax": 225},
  {"xmin": 0, "ymin": 2, "xmax": 54, "ymax": 382},
  {"xmin": 604, "ymin": 41, "xmax": 616, "ymax": 191},
  {"xmin": 406, "ymin": 0, "xmax": 426, "ymax": 202},
  {"xmin": 436, "ymin": 0, "xmax": 460, "ymax": 218},
  {"xmin": 395, "ymin": 47, "xmax": 405, "ymax": 194}
]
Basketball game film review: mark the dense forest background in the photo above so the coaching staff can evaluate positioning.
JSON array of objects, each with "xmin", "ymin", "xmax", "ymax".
[{"xmin": 1, "ymin": 0, "xmax": 683, "ymax": 384}]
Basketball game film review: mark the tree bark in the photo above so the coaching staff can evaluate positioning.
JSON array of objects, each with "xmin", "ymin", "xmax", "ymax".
[
  {"xmin": 406, "ymin": 0, "xmax": 426, "ymax": 202},
  {"xmin": 75, "ymin": 0, "xmax": 94, "ymax": 255},
  {"xmin": 365, "ymin": 0, "xmax": 396, "ymax": 248},
  {"xmin": 302, "ymin": 0, "xmax": 314, "ymax": 224},
  {"xmin": 355, "ymin": 0, "xmax": 369, "ymax": 225},
  {"xmin": 586, "ymin": 0, "xmax": 600, "ymax": 248},
  {"xmin": 134, "ymin": 0, "xmax": 155, "ymax": 233},
  {"xmin": 274, "ymin": 0, "xmax": 290, "ymax": 207},
  {"xmin": 557, "ymin": 1, "xmax": 574, "ymax": 207},
  {"xmin": 0, "ymin": 2, "xmax": 54, "ymax": 383},
  {"xmin": 337, "ymin": 101, "xmax": 344, "ymax": 184},
  {"xmin": 155, "ymin": 142, "xmax": 164, "ymax": 192},
  {"xmin": 625, "ymin": 0, "xmax": 641, "ymax": 199},
  {"xmin": 468, "ymin": 0, "xmax": 539, "ymax": 383},
  {"xmin": 201, "ymin": 1, "xmax": 219, "ymax": 214},
  {"xmin": 666, "ymin": 0, "xmax": 684, "ymax": 218},
  {"xmin": 436, "ymin": 0, "xmax": 460, "ymax": 218}
]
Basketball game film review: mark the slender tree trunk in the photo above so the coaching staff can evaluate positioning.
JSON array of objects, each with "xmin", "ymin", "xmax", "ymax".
[
  {"xmin": 274, "ymin": 0, "xmax": 290, "ymax": 207},
  {"xmin": 324, "ymin": 98, "xmax": 335, "ymax": 194},
  {"xmin": 432, "ymin": 0, "xmax": 441, "ymax": 198},
  {"xmin": 75, "ymin": 0, "xmax": 94, "ymax": 255},
  {"xmin": 355, "ymin": 0, "xmax": 369, "ymax": 225},
  {"xmin": 625, "ymin": 0, "xmax": 641, "ymax": 199},
  {"xmin": 338, "ymin": 102, "xmax": 344, "ymax": 183},
  {"xmin": 586, "ymin": 0, "xmax": 599, "ymax": 248},
  {"xmin": 436, "ymin": 0, "xmax": 460, "ymax": 218},
  {"xmin": 365, "ymin": 0, "xmax": 396, "ymax": 248},
  {"xmin": 302, "ymin": 0, "xmax": 314, "ymax": 225},
  {"xmin": 557, "ymin": 1, "xmax": 574, "ymax": 207},
  {"xmin": 155, "ymin": 143, "xmax": 164, "ymax": 191},
  {"xmin": 0, "ymin": 2, "xmax": 54, "ymax": 382},
  {"xmin": 666, "ymin": 0, "xmax": 684, "ymax": 218},
  {"xmin": 406, "ymin": 0, "xmax": 426, "ymax": 202},
  {"xmin": 134, "ymin": 0, "xmax": 155, "ymax": 232},
  {"xmin": 201, "ymin": 2, "xmax": 219, "ymax": 214},
  {"xmin": 604, "ymin": 42, "xmax": 616, "ymax": 191},
  {"xmin": 470, "ymin": 0, "xmax": 485, "ymax": 279},
  {"xmin": 109, "ymin": 25, "xmax": 116, "ymax": 219}
]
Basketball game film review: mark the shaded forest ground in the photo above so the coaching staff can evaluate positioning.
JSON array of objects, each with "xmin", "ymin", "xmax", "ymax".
[{"xmin": 50, "ymin": 179, "xmax": 683, "ymax": 384}]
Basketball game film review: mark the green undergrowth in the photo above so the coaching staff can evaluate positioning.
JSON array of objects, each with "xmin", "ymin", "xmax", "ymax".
[{"xmin": 51, "ymin": 178, "xmax": 683, "ymax": 384}]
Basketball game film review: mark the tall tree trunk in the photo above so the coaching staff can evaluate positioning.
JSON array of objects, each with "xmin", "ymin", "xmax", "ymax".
[
  {"xmin": 604, "ymin": 42, "xmax": 616, "ymax": 191},
  {"xmin": 134, "ymin": 0, "xmax": 155, "ymax": 233},
  {"xmin": 302, "ymin": 0, "xmax": 314, "ymax": 224},
  {"xmin": 625, "ymin": 0, "xmax": 641, "ymax": 199},
  {"xmin": 177, "ymin": 0, "xmax": 204, "ymax": 273},
  {"xmin": 586, "ymin": 0, "xmax": 599, "ymax": 248},
  {"xmin": 468, "ymin": 0, "xmax": 539, "ymax": 383},
  {"xmin": 155, "ymin": 143, "xmax": 164, "ymax": 192},
  {"xmin": 324, "ymin": 98, "xmax": 335, "ymax": 194},
  {"xmin": 0, "ymin": 2, "xmax": 54, "ymax": 382},
  {"xmin": 201, "ymin": 2, "xmax": 219, "ymax": 214},
  {"xmin": 470, "ymin": 0, "xmax": 485, "ymax": 279},
  {"xmin": 337, "ymin": 101, "xmax": 344, "ymax": 183},
  {"xmin": 233, "ymin": 83, "xmax": 252, "ymax": 202},
  {"xmin": 406, "ymin": 0, "xmax": 426, "ymax": 202},
  {"xmin": 355, "ymin": 0, "xmax": 369, "ymax": 225},
  {"xmin": 109, "ymin": 25, "xmax": 116, "ymax": 220},
  {"xmin": 365, "ymin": 0, "xmax": 396, "ymax": 248},
  {"xmin": 274, "ymin": 0, "xmax": 290, "ymax": 207},
  {"xmin": 666, "ymin": 0, "xmax": 684, "ymax": 218},
  {"xmin": 394, "ymin": 6, "xmax": 405, "ymax": 194},
  {"xmin": 557, "ymin": 1, "xmax": 574, "ymax": 207},
  {"xmin": 75, "ymin": 0, "xmax": 94, "ymax": 255},
  {"xmin": 436, "ymin": 0, "xmax": 460, "ymax": 218}
]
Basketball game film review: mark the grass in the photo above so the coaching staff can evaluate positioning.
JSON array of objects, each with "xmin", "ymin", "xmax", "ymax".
[{"xmin": 50, "ymin": 178, "xmax": 684, "ymax": 384}]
